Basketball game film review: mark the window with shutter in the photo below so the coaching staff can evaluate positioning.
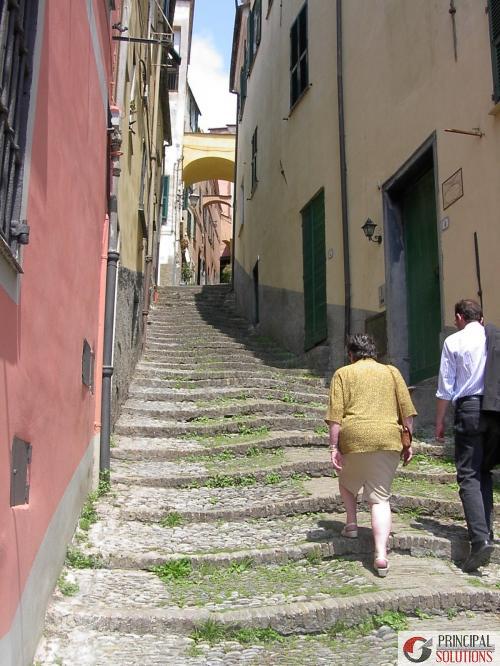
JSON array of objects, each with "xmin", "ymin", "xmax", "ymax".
[
  {"xmin": 302, "ymin": 190, "xmax": 327, "ymax": 351},
  {"xmin": 290, "ymin": 3, "xmax": 308, "ymax": 108},
  {"xmin": 0, "ymin": 0, "xmax": 38, "ymax": 255},
  {"xmin": 488, "ymin": 0, "xmax": 500, "ymax": 102}
]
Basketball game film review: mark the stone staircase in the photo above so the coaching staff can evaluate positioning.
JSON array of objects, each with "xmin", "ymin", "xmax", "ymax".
[{"xmin": 34, "ymin": 285, "xmax": 500, "ymax": 665}]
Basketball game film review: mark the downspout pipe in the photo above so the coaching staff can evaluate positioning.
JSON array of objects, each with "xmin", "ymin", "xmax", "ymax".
[
  {"xmin": 336, "ymin": 0, "xmax": 351, "ymax": 345},
  {"xmin": 100, "ymin": 170, "xmax": 120, "ymax": 473}
]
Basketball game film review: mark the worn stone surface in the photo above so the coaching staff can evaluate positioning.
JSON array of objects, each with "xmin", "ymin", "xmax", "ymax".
[{"xmin": 34, "ymin": 285, "xmax": 500, "ymax": 665}]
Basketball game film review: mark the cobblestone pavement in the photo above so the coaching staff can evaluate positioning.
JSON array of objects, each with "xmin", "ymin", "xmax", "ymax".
[{"xmin": 34, "ymin": 286, "xmax": 500, "ymax": 665}]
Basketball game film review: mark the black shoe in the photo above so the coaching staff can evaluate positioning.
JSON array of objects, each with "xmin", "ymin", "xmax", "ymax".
[{"xmin": 462, "ymin": 541, "xmax": 494, "ymax": 573}]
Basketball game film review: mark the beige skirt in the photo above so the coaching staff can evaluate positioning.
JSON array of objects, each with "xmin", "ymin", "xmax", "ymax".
[{"xmin": 338, "ymin": 451, "xmax": 400, "ymax": 503}]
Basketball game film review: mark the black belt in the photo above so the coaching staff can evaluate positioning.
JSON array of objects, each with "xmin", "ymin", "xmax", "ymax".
[{"xmin": 455, "ymin": 395, "xmax": 483, "ymax": 406}]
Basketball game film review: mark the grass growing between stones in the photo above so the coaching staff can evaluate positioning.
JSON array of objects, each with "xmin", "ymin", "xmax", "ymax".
[
  {"xmin": 57, "ymin": 573, "xmax": 79, "ymax": 597},
  {"xmin": 321, "ymin": 610, "xmax": 409, "ymax": 647},
  {"xmin": 188, "ymin": 426, "xmax": 270, "ymax": 447},
  {"xmin": 65, "ymin": 548, "xmax": 102, "ymax": 570},
  {"xmin": 152, "ymin": 557, "xmax": 377, "ymax": 609},
  {"xmin": 78, "ymin": 471, "xmax": 111, "ymax": 531},
  {"xmin": 190, "ymin": 620, "xmax": 286, "ymax": 646},
  {"xmin": 160, "ymin": 511, "xmax": 184, "ymax": 528},
  {"xmin": 407, "ymin": 453, "xmax": 456, "ymax": 473}
]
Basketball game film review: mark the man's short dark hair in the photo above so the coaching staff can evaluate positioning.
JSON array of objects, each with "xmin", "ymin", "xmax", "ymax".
[
  {"xmin": 347, "ymin": 334, "xmax": 377, "ymax": 360},
  {"xmin": 455, "ymin": 299, "xmax": 483, "ymax": 322}
]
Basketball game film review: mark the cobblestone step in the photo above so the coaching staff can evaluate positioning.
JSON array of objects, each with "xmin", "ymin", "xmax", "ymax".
[
  {"xmin": 40, "ymin": 555, "xmax": 500, "ymax": 636},
  {"xmin": 120, "ymin": 398, "xmax": 325, "ymax": 421},
  {"xmin": 114, "ymin": 414, "xmax": 322, "ymax": 438},
  {"xmin": 130, "ymin": 374, "xmax": 326, "ymax": 391},
  {"xmin": 128, "ymin": 385, "xmax": 328, "ymax": 404},
  {"xmin": 111, "ymin": 431, "xmax": 326, "ymax": 461},
  {"xmin": 36, "ymin": 285, "xmax": 500, "ymax": 663},
  {"xmin": 33, "ymin": 610, "xmax": 500, "ymax": 666}
]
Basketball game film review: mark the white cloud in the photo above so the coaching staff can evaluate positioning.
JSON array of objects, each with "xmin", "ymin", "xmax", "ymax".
[{"xmin": 188, "ymin": 34, "xmax": 237, "ymax": 130}]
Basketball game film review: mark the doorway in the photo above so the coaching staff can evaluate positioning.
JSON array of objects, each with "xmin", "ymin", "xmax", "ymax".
[{"xmin": 383, "ymin": 136, "xmax": 442, "ymax": 383}]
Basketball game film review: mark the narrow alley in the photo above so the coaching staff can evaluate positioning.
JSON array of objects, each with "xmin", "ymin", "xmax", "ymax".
[{"xmin": 34, "ymin": 287, "xmax": 500, "ymax": 665}]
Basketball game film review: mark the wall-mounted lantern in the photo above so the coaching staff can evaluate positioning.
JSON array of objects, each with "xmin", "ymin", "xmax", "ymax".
[{"xmin": 361, "ymin": 218, "xmax": 382, "ymax": 244}]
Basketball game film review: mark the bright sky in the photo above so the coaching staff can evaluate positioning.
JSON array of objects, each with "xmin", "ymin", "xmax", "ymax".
[{"xmin": 189, "ymin": 0, "xmax": 237, "ymax": 130}]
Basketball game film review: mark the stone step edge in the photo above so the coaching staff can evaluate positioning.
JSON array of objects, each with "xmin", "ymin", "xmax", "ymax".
[
  {"xmin": 112, "ymin": 460, "xmax": 332, "ymax": 489},
  {"xmin": 110, "ymin": 437, "xmax": 446, "ymax": 462},
  {"xmin": 111, "ymin": 433, "xmax": 325, "ymax": 461},
  {"xmin": 44, "ymin": 587, "xmax": 500, "ymax": 637},
  {"xmin": 101, "ymin": 490, "xmax": 465, "ymax": 525},
  {"xmin": 111, "ymin": 464, "xmax": 459, "ymax": 492},
  {"xmin": 81, "ymin": 529, "xmax": 487, "ymax": 571}
]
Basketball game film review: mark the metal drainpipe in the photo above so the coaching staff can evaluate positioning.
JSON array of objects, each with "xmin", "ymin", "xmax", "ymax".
[
  {"xmin": 336, "ymin": 0, "xmax": 351, "ymax": 345},
  {"xmin": 100, "ymin": 162, "xmax": 120, "ymax": 473}
]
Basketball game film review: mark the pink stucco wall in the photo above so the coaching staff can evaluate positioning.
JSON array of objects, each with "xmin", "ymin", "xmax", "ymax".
[{"xmin": 0, "ymin": 0, "xmax": 111, "ymax": 637}]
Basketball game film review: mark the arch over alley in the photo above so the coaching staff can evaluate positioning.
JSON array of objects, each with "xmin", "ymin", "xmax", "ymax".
[{"xmin": 182, "ymin": 132, "xmax": 236, "ymax": 185}]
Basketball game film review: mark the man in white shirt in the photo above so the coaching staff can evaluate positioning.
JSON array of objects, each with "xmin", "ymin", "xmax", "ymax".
[{"xmin": 436, "ymin": 299, "xmax": 494, "ymax": 572}]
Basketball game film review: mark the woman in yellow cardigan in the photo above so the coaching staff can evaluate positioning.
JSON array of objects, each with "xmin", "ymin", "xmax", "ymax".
[{"xmin": 325, "ymin": 334, "xmax": 417, "ymax": 576}]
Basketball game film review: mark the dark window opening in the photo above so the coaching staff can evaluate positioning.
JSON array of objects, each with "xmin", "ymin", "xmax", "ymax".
[
  {"xmin": 0, "ymin": 0, "xmax": 39, "ymax": 255},
  {"xmin": 290, "ymin": 2, "xmax": 308, "ymax": 108}
]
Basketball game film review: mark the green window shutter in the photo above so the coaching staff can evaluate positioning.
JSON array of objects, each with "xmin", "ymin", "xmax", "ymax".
[
  {"xmin": 255, "ymin": 0, "xmax": 262, "ymax": 47},
  {"xmin": 161, "ymin": 175, "xmax": 170, "ymax": 222},
  {"xmin": 302, "ymin": 190, "xmax": 327, "ymax": 351},
  {"xmin": 488, "ymin": 0, "xmax": 500, "ymax": 102}
]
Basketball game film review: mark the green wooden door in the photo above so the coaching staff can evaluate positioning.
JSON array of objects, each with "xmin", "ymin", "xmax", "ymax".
[
  {"xmin": 402, "ymin": 168, "xmax": 441, "ymax": 383},
  {"xmin": 302, "ymin": 190, "xmax": 327, "ymax": 350}
]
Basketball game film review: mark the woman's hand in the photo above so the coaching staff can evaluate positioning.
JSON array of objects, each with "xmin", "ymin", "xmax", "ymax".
[
  {"xmin": 330, "ymin": 447, "xmax": 343, "ymax": 471},
  {"xmin": 401, "ymin": 446, "xmax": 412, "ymax": 467}
]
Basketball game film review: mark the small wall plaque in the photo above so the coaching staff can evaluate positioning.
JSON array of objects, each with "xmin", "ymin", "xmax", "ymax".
[{"xmin": 442, "ymin": 168, "xmax": 463, "ymax": 210}]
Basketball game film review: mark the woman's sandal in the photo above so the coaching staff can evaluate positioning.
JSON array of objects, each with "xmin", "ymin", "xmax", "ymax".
[
  {"xmin": 340, "ymin": 523, "xmax": 358, "ymax": 538},
  {"xmin": 373, "ymin": 556, "xmax": 389, "ymax": 577}
]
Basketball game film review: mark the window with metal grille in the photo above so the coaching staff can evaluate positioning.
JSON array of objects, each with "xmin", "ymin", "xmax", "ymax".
[
  {"xmin": 488, "ymin": 0, "xmax": 500, "ymax": 102},
  {"xmin": 290, "ymin": 2, "xmax": 308, "ymax": 108},
  {"xmin": 0, "ymin": 0, "xmax": 38, "ymax": 255},
  {"xmin": 251, "ymin": 127, "xmax": 258, "ymax": 191}
]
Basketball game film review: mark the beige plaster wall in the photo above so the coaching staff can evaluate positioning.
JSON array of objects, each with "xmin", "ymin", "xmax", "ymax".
[
  {"xmin": 343, "ymin": 0, "xmax": 500, "ymax": 327},
  {"xmin": 235, "ymin": 0, "xmax": 345, "ymax": 308}
]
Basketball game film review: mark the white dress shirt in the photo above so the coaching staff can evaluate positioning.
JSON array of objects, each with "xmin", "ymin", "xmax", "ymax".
[{"xmin": 436, "ymin": 321, "xmax": 486, "ymax": 403}]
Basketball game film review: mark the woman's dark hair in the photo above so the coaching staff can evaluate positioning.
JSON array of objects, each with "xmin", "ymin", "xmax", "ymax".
[
  {"xmin": 347, "ymin": 334, "xmax": 377, "ymax": 360},
  {"xmin": 455, "ymin": 299, "xmax": 482, "ymax": 322}
]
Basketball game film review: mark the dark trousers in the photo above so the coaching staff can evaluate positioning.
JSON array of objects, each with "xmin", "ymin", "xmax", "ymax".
[{"xmin": 454, "ymin": 397, "xmax": 500, "ymax": 544}]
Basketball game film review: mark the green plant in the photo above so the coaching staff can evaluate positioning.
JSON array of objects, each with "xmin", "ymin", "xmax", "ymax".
[
  {"xmin": 65, "ymin": 548, "xmax": 101, "ymax": 569},
  {"xmin": 447, "ymin": 608, "xmax": 458, "ymax": 620},
  {"xmin": 305, "ymin": 549, "xmax": 323, "ymax": 565},
  {"xmin": 414, "ymin": 608, "xmax": 432, "ymax": 620},
  {"xmin": 57, "ymin": 574, "xmax": 79, "ymax": 597},
  {"xmin": 152, "ymin": 558, "xmax": 192, "ymax": 582},
  {"xmin": 160, "ymin": 512, "xmax": 183, "ymax": 528},
  {"xmin": 281, "ymin": 392, "xmax": 297, "ymax": 404},
  {"xmin": 227, "ymin": 557, "xmax": 254, "ymax": 574},
  {"xmin": 293, "ymin": 412, "xmax": 306, "ymax": 418},
  {"xmin": 190, "ymin": 620, "xmax": 285, "ymax": 646},
  {"xmin": 206, "ymin": 474, "xmax": 256, "ymax": 488},
  {"xmin": 220, "ymin": 264, "xmax": 232, "ymax": 284},
  {"xmin": 314, "ymin": 425, "xmax": 328, "ymax": 435},
  {"xmin": 264, "ymin": 472, "xmax": 282, "ymax": 485},
  {"xmin": 374, "ymin": 610, "xmax": 409, "ymax": 632},
  {"xmin": 181, "ymin": 263, "xmax": 193, "ymax": 283}
]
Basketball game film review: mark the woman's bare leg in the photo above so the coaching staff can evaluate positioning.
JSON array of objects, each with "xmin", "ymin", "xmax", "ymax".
[
  {"xmin": 371, "ymin": 500, "xmax": 391, "ymax": 560},
  {"xmin": 339, "ymin": 483, "xmax": 357, "ymax": 526}
]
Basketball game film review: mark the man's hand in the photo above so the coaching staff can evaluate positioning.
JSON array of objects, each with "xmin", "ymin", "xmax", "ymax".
[
  {"xmin": 435, "ymin": 398, "xmax": 450, "ymax": 443},
  {"xmin": 330, "ymin": 447, "xmax": 343, "ymax": 471},
  {"xmin": 435, "ymin": 421, "xmax": 445, "ymax": 442}
]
